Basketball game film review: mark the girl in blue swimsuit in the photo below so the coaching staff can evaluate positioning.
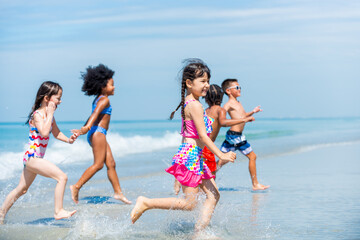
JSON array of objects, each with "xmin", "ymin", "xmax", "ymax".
[{"xmin": 70, "ymin": 64, "xmax": 131, "ymax": 205}]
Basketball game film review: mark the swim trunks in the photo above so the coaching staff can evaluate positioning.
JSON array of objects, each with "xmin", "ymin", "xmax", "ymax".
[{"xmin": 220, "ymin": 130, "xmax": 253, "ymax": 155}]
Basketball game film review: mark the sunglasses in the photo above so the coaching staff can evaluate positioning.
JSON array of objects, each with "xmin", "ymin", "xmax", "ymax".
[{"xmin": 227, "ymin": 85, "xmax": 241, "ymax": 90}]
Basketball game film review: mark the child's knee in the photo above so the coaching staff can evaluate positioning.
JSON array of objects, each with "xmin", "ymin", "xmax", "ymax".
[
  {"xmin": 18, "ymin": 185, "xmax": 29, "ymax": 195},
  {"xmin": 185, "ymin": 200, "xmax": 198, "ymax": 211},
  {"xmin": 248, "ymin": 152, "xmax": 257, "ymax": 161},
  {"xmin": 93, "ymin": 163, "xmax": 104, "ymax": 171},
  {"xmin": 209, "ymin": 191, "xmax": 220, "ymax": 204},
  {"xmin": 63, "ymin": 174, "xmax": 68, "ymax": 182},
  {"xmin": 214, "ymin": 191, "xmax": 220, "ymax": 203},
  {"xmin": 106, "ymin": 161, "xmax": 116, "ymax": 170},
  {"xmin": 58, "ymin": 173, "xmax": 68, "ymax": 183}
]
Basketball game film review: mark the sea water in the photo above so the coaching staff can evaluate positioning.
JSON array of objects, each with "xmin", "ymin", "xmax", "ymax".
[{"xmin": 0, "ymin": 118, "xmax": 359, "ymax": 239}]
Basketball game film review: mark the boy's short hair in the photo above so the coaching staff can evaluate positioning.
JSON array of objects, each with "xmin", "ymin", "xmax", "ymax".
[{"xmin": 221, "ymin": 78, "xmax": 238, "ymax": 95}]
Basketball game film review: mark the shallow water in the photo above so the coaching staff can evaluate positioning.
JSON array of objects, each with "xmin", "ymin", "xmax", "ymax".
[{"xmin": 0, "ymin": 118, "xmax": 360, "ymax": 239}]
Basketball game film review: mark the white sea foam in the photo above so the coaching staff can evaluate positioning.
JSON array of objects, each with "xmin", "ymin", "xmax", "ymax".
[{"xmin": 0, "ymin": 131, "xmax": 181, "ymax": 181}]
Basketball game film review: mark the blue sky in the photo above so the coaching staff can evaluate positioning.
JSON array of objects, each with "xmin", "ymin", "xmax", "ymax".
[{"xmin": 0, "ymin": 0, "xmax": 359, "ymax": 122}]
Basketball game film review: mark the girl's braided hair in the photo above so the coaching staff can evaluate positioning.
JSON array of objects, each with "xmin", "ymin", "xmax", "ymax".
[{"xmin": 169, "ymin": 58, "xmax": 211, "ymax": 123}]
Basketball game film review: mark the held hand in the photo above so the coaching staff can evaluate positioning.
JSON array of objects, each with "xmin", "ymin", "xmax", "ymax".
[
  {"xmin": 252, "ymin": 105, "xmax": 263, "ymax": 114},
  {"xmin": 72, "ymin": 126, "xmax": 90, "ymax": 136},
  {"xmin": 71, "ymin": 129, "xmax": 82, "ymax": 136},
  {"xmin": 220, "ymin": 151, "xmax": 236, "ymax": 163},
  {"xmin": 68, "ymin": 133, "xmax": 78, "ymax": 144}
]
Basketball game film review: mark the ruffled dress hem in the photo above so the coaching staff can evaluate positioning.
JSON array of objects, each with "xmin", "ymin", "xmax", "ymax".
[{"xmin": 165, "ymin": 163, "xmax": 214, "ymax": 188}]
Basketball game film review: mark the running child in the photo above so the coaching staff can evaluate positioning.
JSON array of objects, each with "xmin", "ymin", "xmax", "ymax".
[
  {"xmin": 173, "ymin": 84, "xmax": 254, "ymax": 194},
  {"xmin": 0, "ymin": 81, "xmax": 77, "ymax": 224},
  {"xmin": 70, "ymin": 64, "xmax": 131, "ymax": 204},
  {"xmin": 202, "ymin": 84, "xmax": 255, "ymax": 176},
  {"xmin": 220, "ymin": 79, "xmax": 269, "ymax": 191},
  {"xmin": 131, "ymin": 59, "xmax": 236, "ymax": 236}
]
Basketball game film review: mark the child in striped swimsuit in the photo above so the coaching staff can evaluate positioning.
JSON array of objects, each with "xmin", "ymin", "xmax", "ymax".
[{"xmin": 0, "ymin": 81, "xmax": 77, "ymax": 224}]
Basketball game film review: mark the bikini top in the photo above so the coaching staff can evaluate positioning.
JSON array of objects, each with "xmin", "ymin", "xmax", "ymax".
[
  {"xmin": 92, "ymin": 95, "xmax": 112, "ymax": 115},
  {"xmin": 181, "ymin": 99, "xmax": 214, "ymax": 139}
]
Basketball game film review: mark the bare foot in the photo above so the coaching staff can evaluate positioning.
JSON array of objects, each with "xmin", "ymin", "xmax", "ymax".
[
  {"xmin": 54, "ymin": 209, "xmax": 77, "ymax": 220},
  {"xmin": 70, "ymin": 185, "xmax": 79, "ymax": 204},
  {"xmin": 0, "ymin": 208, "xmax": 5, "ymax": 224},
  {"xmin": 252, "ymin": 183, "xmax": 270, "ymax": 191},
  {"xmin": 114, "ymin": 193, "xmax": 132, "ymax": 204},
  {"xmin": 130, "ymin": 196, "xmax": 148, "ymax": 224},
  {"xmin": 192, "ymin": 231, "xmax": 221, "ymax": 240},
  {"xmin": 174, "ymin": 179, "xmax": 181, "ymax": 195}
]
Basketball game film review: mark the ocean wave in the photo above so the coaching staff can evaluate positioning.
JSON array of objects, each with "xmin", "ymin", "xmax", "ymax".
[{"xmin": 0, "ymin": 131, "xmax": 181, "ymax": 181}]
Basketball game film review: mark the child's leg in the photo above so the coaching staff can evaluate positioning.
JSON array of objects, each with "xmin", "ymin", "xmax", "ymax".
[
  {"xmin": 26, "ymin": 158, "xmax": 76, "ymax": 219},
  {"xmin": 246, "ymin": 151, "xmax": 270, "ymax": 190},
  {"xmin": 131, "ymin": 185, "xmax": 199, "ymax": 224},
  {"xmin": 0, "ymin": 168, "xmax": 36, "ymax": 223},
  {"xmin": 173, "ymin": 179, "xmax": 181, "ymax": 195},
  {"xmin": 104, "ymin": 143, "xmax": 131, "ymax": 204},
  {"xmin": 195, "ymin": 178, "xmax": 220, "ymax": 232},
  {"xmin": 70, "ymin": 132, "xmax": 107, "ymax": 203}
]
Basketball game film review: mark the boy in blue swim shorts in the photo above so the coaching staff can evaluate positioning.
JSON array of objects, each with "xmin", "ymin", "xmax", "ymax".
[
  {"xmin": 221, "ymin": 130, "xmax": 252, "ymax": 155},
  {"xmin": 219, "ymin": 79, "xmax": 270, "ymax": 191}
]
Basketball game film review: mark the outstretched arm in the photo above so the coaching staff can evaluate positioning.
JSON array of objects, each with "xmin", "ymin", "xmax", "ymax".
[
  {"xmin": 218, "ymin": 108, "xmax": 254, "ymax": 127},
  {"xmin": 246, "ymin": 105, "xmax": 262, "ymax": 117},
  {"xmin": 52, "ymin": 118, "xmax": 79, "ymax": 144},
  {"xmin": 72, "ymin": 97, "xmax": 109, "ymax": 136},
  {"xmin": 191, "ymin": 102, "xmax": 236, "ymax": 162}
]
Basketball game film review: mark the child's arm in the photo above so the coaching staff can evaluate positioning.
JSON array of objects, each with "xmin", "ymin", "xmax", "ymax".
[
  {"xmin": 190, "ymin": 102, "xmax": 236, "ymax": 162},
  {"xmin": 51, "ymin": 118, "xmax": 79, "ymax": 144},
  {"xmin": 218, "ymin": 107, "xmax": 254, "ymax": 127},
  {"xmin": 72, "ymin": 97, "xmax": 110, "ymax": 136},
  {"xmin": 32, "ymin": 102, "xmax": 56, "ymax": 137},
  {"xmin": 246, "ymin": 105, "xmax": 262, "ymax": 117}
]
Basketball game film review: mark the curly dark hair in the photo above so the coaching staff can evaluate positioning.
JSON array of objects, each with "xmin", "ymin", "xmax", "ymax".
[{"xmin": 81, "ymin": 64, "xmax": 114, "ymax": 96}]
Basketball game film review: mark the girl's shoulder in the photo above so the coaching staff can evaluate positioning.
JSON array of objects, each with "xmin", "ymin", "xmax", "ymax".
[
  {"xmin": 97, "ymin": 95, "xmax": 110, "ymax": 102},
  {"xmin": 30, "ymin": 110, "xmax": 46, "ymax": 127},
  {"xmin": 184, "ymin": 98, "xmax": 200, "ymax": 107},
  {"xmin": 184, "ymin": 99, "xmax": 203, "ymax": 114},
  {"xmin": 94, "ymin": 95, "xmax": 110, "ymax": 105},
  {"xmin": 32, "ymin": 110, "xmax": 45, "ymax": 119}
]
